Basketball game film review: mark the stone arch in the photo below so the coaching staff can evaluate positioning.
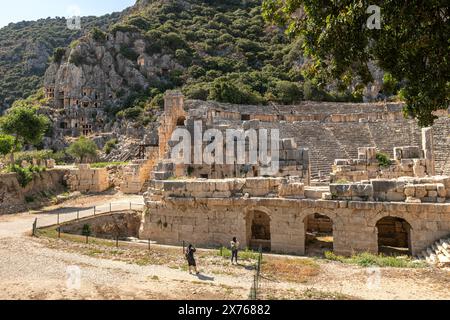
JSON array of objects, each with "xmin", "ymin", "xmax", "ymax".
[
  {"xmin": 244, "ymin": 206, "xmax": 272, "ymax": 252},
  {"xmin": 375, "ymin": 216, "xmax": 412, "ymax": 255},
  {"xmin": 368, "ymin": 213, "xmax": 419, "ymax": 231}
]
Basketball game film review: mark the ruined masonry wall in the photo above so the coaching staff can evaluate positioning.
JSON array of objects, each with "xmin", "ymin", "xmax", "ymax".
[
  {"xmin": 0, "ymin": 170, "xmax": 67, "ymax": 214},
  {"xmin": 66, "ymin": 165, "xmax": 110, "ymax": 193},
  {"xmin": 141, "ymin": 197, "xmax": 450, "ymax": 256},
  {"xmin": 121, "ymin": 147, "xmax": 159, "ymax": 194}
]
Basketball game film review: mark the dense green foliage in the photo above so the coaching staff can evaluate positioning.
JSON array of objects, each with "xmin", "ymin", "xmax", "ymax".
[
  {"xmin": 103, "ymin": 138, "xmax": 119, "ymax": 155},
  {"xmin": 0, "ymin": 105, "xmax": 50, "ymax": 154},
  {"xmin": 0, "ymin": 134, "xmax": 15, "ymax": 157},
  {"xmin": 110, "ymin": 0, "xmax": 359, "ymax": 107},
  {"xmin": 262, "ymin": 0, "xmax": 449, "ymax": 126},
  {"xmin": 8, "ymin": 164, "xmax": 45, "ymax": 187},
  {"xmin": 376, "ymin": 152, "xmax": 392, "ymax": 168},
  {"xmin": 0, "ymin": 13, "xmax": 125, "ymax": 112},
  {"xmin": 66, "ymin": 136, "xmax": 98, "ymax": 163}
]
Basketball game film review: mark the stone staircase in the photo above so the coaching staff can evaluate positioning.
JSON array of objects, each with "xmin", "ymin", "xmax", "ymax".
[{"xmin": 419, "ymin": 237, "xmax": 450, "ymax": 267}]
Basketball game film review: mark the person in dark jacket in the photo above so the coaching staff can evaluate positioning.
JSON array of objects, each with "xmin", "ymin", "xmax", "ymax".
[
  {"xmin": 230, "ymin": 237, "xmax": 240, "ymax": 265},
  {"xmin": 185, "ymin": 244, "xmax": 199, "ymax": 274}
]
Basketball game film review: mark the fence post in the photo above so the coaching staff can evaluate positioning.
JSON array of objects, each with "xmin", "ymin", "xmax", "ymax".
[
  {"xmin": 116, "ymin": 236, "xmax": 119, "ymax": 248},
  {"xmin": 255, "ymin": 275, "xmax": 258, "ymax": 300},
  {"xmin": 57, "ymin": 212, "xmax": 60, "ymax": 225},
  {"xmin": 110, "ymin": 203, "xmax": 112, "ymax": 212},
  {"xmin": 32, "ymin": 218, "xmax": 37, "ymax": 236},
  {"xmin": 94, "ymin": 206, "xmax": 96, "ymax": 216},
  {"xmin": 148, "ymin": 239, "xmax": 151, "ymax": 252},
  {"xmin": 58, "ymin": 227, "xmax": 61, "ymax": 239},
  {"xmin": 130, "ymin": 202, "xmax": 132, "ymax": 210},
  {"xmin": 77, "ymin": 210, "xmax": 79, "ymax": 220}
]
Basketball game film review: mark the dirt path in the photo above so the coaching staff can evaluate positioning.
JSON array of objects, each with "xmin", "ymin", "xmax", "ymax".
[{"xmin": 0, "ymin": 193, "xmax": 449, "ymax": 300}]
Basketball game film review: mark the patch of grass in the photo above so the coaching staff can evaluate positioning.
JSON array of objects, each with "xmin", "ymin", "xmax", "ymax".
[
  {"xmin": 324, "ymin": 251, "xmax": 427, "ymax": 268},
  {"xmin": 90, "ymin": 162, "xmax": 129, "ymax": 168},
  {"xmin": 87, "ymin": 249, "xmax": 104, "ymax": 256},
  {"xmin": 300, "ymin": 288, "xmax": 356, "ymax": 300},
  {"xmin": 151, "ymin": 275, "xmax": 160, "ymax": 281},
  {"xmin": 135, "ymin": 257, "xmax": 151, "ymax": 266},
  {"xmin": 180, "ymin": 265, "xmax": 189, "ymax": 272},
  {"xmin": 217, "ymin": 247, "xmax": 259, "ymax": 261},
  {"xmin": 260, "ymin": 288, "xmax": 357, "ymax": 300},
  {"xmin": 212, "ymin": 270, "xmax": 235, "ymax": 276},
  {"xmin": 36, "ymin": 227, "xmax": 116, "ymax": 247},
  {"xmin": 262, "ymin": 257, "xmax": 320, "ymax": 283}
]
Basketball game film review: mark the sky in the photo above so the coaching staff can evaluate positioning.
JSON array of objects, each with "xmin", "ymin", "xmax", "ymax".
[{"xmin": 0, "ymin": 0, "xmax": 136, "ymax": 28}]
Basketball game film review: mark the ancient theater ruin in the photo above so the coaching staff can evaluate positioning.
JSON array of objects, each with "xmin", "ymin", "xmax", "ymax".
[{"xmin": 136, "ymin": 91, "xmax": 450, "ymax": 265}]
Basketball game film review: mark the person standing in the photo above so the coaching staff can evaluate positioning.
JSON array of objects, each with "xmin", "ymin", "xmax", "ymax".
[
  {"xmin": 230, "ymin": 237, "xmax": 240, "ymax": 265},
  {"xmin": 185, "ymin": 244, "xmax": 199, "ymax": 274}
]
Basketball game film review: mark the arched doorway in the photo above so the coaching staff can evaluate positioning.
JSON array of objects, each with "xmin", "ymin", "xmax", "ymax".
[
  {"xmin": 304, "ymin": 213, "xmax": 334, "ymax": 256},
  {"xmin": 376, "ymin": 216, "xmax": 411, "ymax": 255},
  {"xmin": 246, "ymin": 210, "xmax": 271, "ymax": 252}
]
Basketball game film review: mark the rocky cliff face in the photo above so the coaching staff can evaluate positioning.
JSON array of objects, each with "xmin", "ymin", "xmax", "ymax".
[
  {"xmin": 0, "ymin": 13, "xmax": 126, "ymax": 114},
  {"xmin": 44, "ymin": 30, "xmax": 184, "ymax": 112}
]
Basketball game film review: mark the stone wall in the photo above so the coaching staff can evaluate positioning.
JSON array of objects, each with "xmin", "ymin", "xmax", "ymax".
[
  {"xmin": 66, "ymin": 165, "xmax": 110, "ymax": 193},
  {"xmin": 330, "ymin": 146, "xmax": 429, "ymax": 183},
  {"xmin": 120, "ymin": 147, "xmax": 158, "ymax": 194},
  {"xmin": 326, "ymin": 176, "xmax": 450, "ymax": 203},
  {"xmin": 158, "ymin": 91, "xmax": 187, "ymax": 160},
  {"xmin": 0, "ymin": 169, "xmax": 68, "ymax": 214},
  {"xmin": 60, "ymin": 210, "xmax": 142, "ymax": 239},
  {"xmin": 142, "ymin": 196, "xmax": 450, "ymax": 256},
  {"xmin": 146, "ymin": 177, "xmax": 305, "ymax": 201}
]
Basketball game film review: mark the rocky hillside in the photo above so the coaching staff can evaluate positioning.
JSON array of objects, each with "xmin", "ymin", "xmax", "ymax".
[
  {"xmin": 44, "ymin": 0, "xmax": 340, "ymax": 122},
  {"xmin": 0, "ymin": 12, "xmax": 131, "ymax": 113}
]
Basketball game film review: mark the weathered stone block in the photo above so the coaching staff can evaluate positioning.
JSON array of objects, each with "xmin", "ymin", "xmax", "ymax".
[
  {"xmin": 404, "ymin": 185, "xmax": 415, "ymax": 197},
  {"xmin": 282, "ymin": 138, "xmax": 297, "ymax": 150},
  {"xmin": 371, "ymin": 179, "xmax": 398, "ymax": 193},
  {"xmin": 415, "ymin": 186, "xmax": 427, "ymax": 198},
  {"xmin": 330, "ymin": 184, "xmax": 352, "ymax": 197},
  {"xmin": 278, "ymin": 182, "xmax": 305, "ymax": 198}
]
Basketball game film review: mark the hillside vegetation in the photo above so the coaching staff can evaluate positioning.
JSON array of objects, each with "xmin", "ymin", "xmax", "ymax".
[
  {"xmin": 111, "ymin": 0, "xmax": 363, "ymax": 109},
  {"xmin": 0, "ymin": 13, "xmax": 127, "ymax": 113}
]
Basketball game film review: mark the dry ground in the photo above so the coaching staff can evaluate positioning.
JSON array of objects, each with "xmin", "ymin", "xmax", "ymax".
[{"xmin": 0, "ymin": 192, "xmax": 449, "ymax": 300}]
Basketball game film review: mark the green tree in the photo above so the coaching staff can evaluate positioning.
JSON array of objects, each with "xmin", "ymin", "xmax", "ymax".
[
  {"xmin": 82, "ymin": 224, "xmax": 92, "ymax": 244},
  {"xmin": 53, "ymin": 48, "xmax": 66, "ymax": 64},
  {"xmin": 262, "ymin": 0, "xmax": 449, "ymax": 126},
  {"xmin": 67, "ymin": 136, "xmax": 98, "ymax": 163},
  {"xmin": 209, "ymin": 78, "xmax": 265, "ymax": 105},
  {"xmin": 0, "ymin": 134, "xmax": 15, "ymax": 158},
  {"xmin": 382, "ymin": 73, "xmax": 399, "ymax": 97},
  {"xmin": 0, "ymin": 106, "xmax": 49, "ymax": 163},
  {"xmin": 270, "ymin": 81, "xmax": 303, "ymax": 104}
]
